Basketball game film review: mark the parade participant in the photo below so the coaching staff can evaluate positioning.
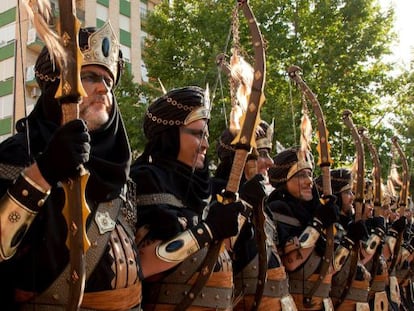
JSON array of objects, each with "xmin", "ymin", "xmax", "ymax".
[
  {"xmin": 326, "ymin": 168, "xmax": 355, "ymax": 237},
  {"xmin": 315, "ymin": 168, "xmax": 370, "ymax": 310},
  {"xmin": 0, "ymin": 22, "xmax": 141, "ymax": 310},
  {"xmin": 384, "ymin": 137, "xmax": 410, "ymax": 311},
  {"xmin": 384, "ymin": 209, "xmax": 407, "ymax": 311},
  {"xmin": 361, "ymin": 180, "xmax": 389, "ymax": 311},
  {"xmin": 267, "ymin": 147, "xmax": 339, "ymax": 311},
  {"xmin": 395, "ymin": 205, "xmax": 414, "ymax": 311},
  {"xmin": 212, "ymin": 120, "xmax": 274, "ymax": 197},
  {"xmin": 212, "ymin": 121, "xmax": 296, "ymax": 310},
  {"xmin": 130, "ymin": 86, "xmax": 242, "ymax": 310}
]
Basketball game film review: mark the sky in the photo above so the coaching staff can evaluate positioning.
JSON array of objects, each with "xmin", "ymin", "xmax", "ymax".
[{"xmin": 380, "ymin": 0, "xmax": 414, "ymax": 66}]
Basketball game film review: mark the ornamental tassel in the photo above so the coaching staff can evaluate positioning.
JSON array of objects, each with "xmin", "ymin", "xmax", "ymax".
[
  {"xmin": 389, "ymin": 163, "xmax": 403, "ymax": 187},
  {"xmin": 23, "ymin": 0, "xmax": 67, "ymax": 69},
  {"xmin": 351, "ymin": 157, "xmax": 358, "ymax": 193},
  {"xmin": 299, "ymin": 100, "xmax": 312, "ymax": 162},
  {"xmin": 228, "ymin": 49, "xmax": 253, "ymax": 135}
]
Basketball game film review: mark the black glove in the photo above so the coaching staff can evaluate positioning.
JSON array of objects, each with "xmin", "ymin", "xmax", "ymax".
[
  {"xmin": 313, "ymin": 194, "xmax": 339, "ymax": 228},
  {"xmin": 372, "ymin": 216, "xmax": 386, "ymax": 232},
  {"xmin": 36, "ymin": 119, "xmax": 90, "ymax": 185},
  {"xmin": 205, "ymin": 201, "xmax": 243, "ymax": 240},
  {"xmin": 346, "ymin": 220, "xmax": 368, "ymax": 243},
  {"xmin": 240, "ymin": 174, "xmax": 267, "ymax": 207},
  {"xmin": 391, "ymin": 216, "xmax": 407, "ymax": 233}
]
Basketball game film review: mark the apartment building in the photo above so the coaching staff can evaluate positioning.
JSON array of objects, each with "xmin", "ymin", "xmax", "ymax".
[{"xmin": 0, "ymin": 0, "xmax": 160, "ymax": 141}]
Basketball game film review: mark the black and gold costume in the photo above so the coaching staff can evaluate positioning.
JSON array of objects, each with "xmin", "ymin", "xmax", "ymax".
[{"xmin": 0, "ymin": 23, "xmax": 141, "ymax": 311}]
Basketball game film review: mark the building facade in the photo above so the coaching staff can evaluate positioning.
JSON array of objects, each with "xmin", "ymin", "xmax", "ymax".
[{"xmin": 0, "ymin": 0, "xmax": 159, "ymax": 141}]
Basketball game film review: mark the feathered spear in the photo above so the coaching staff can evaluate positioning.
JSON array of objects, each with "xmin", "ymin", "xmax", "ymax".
[{"xmin": 23, "ymin": 0, "xmax": 67, "ymax": 70}]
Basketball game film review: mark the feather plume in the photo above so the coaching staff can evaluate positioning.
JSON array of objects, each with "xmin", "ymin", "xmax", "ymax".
[
  {"xmin": 158, "ymin": 78, "xmax": 167, "ymax": 94},
  {"xmin": 228, "ymin": 49, "xmax": 253, "ymax": 135},
  {"xmin": 389, "ymin": 163, "xmax": 403, "ymax": 186},
  {"xmin": 387, "ymin": 175, "xmax": 398, "ymax": 198},
  {"xmin": 299, "ymin": 102, "xmax": 312, "ymax": 161},
  {"xmin": 24, "ymin": 0, "xmax": 67, "ymax": 69},
  {"xmin": 204, "ymin": 83, "xmax": 211, "ymax": 112},
  {"xmin": 350, "ymin": 157, "xmax": 358, "ymax": 193}
]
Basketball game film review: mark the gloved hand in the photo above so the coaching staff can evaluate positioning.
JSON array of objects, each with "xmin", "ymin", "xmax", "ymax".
[
  {"xmin": 346, "ymin": 220, "xmax": 368, "ymax": 243},
  {"xmin": 205, "ymin": 200, "xmax": 243, "ymax": 240},
  {"xmin": 36, "ymin": 119, "xmax": 90, "ymax": 185},
  {"xmin": 372, "ymin": 216, "xmax": 386, "ymax": 232},
  {"xmin": 391, "ymin": 216, "xmax": 407, "ymax": 233},
  {"xmin": 313, "ymin": 194, "xmax": 339, "ymax": 228},
  {"xmin": 240, "ymin": 174, "xmax": 267, "ymax": 207}
]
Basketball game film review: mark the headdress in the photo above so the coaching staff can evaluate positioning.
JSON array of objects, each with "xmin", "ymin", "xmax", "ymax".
[
  {"xmin": 80, "ymin": 22, "xmax": 122, "ymax": 83},
  {"xmin": 268, "ymin": 97, "xmax": 314, "ymax": 187},
  {"xmin": 268, "ymin": 146, "xmax": 314, "ymax": 188},
  {"xmin": 255, "ymin": 119, "xmax": 274, "ymax": 150},
  {"xmin": 35, "ymin": 21, "xmax": 123, "ymax": 90},
  {"xmin": 364, "ymin": 178, "xmax": 374, "ymax": 203},
  {"xmin": 329, "ymin": 168, "xmax": 353, "ymax": 194},
  {"xmin": 143, "ymin": 86, "xmax": 210, "ymax": 140}
]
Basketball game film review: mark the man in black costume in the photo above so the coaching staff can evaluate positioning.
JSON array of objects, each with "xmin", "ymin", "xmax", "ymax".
[
  {"xmin": 0, "ymin": 22, "xmax": 141, "ymax": 310},
  {"xmin": 130, "ymin": 86, "xmax": 242, "ymax": 310}
]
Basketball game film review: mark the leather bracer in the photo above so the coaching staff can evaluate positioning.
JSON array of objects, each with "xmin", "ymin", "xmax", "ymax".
[
  {"xmin": 298, "ymin": 219, "xmax": 323, "ymax": 249},
  {"xmin": 385, "ymin": 228, "xmax": 398, "ymax": 255},
  {"xmin": 0, "ymin": 173, "xmax": 49, "ymax": 260},
  {"xmin": 156, "ymin": 222, "xmax": 212, "ymax": 263},
  {"xmin": 363, "ymin": 227, "xmax": 385, "ymax": 256},
  {"xmin": 333, "ymin": 236, "xmax": 353, "ymax": 271}
]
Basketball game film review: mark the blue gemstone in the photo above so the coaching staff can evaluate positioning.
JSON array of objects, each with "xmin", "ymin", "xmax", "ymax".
[
  {"xmin": 166, "ymin": 239, "xmax": 184, "ymax": 252},
  {"xmin": 102, "ymin": 37, "xmax": 110, "ymax": 57}
]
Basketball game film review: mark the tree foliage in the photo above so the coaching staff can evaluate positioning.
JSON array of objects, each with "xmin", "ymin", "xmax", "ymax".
[
  {"xmin": 129, "ymin": 0, "xmax": 413, "ymax": 186},
  {"xmin": 114, "ymin": 67, "xmax": 148, "ymax": 159}
]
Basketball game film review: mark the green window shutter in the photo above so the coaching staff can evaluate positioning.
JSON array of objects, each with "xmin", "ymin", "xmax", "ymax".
[
  {"xmin": 0, "ymin": 78, "xmax": 13, "ymax": 97},
  {"xmin": 0, "ymin": 42, "xmax": 15, "ymax": 60},
  {"xmin": 0, "ymin": 117, "xmax": 12, "ymax": 136},
  {"xmin": 0, "ymin": 7, "xmax": 16, "ymax": 27},
  {"xmin": 96, "ymin": 18, "xmax": 105, "ymax": 28},
  {"xmin": 120, "ymin": 0, "xmax": 131, "ymax": 17},
  {"xmin": 120, "ymin": 29, "xmax": 131, "ymax": 47},
  {"xmin": 97, "ymin": 0, "xmax": 109, "ymax": 7}
]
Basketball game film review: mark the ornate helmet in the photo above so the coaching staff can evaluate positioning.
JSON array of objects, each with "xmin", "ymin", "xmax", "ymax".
[
  {"xmin": 35, "ymin": 21, "xmax": 123, "ymax": 90},
  {"xmin": 81, "ymin": 22, "xmax": 123, "ymax": 84},
  {"xmin": 330, "ymin": 168, "xmax": 353, "ymax": 194},
  {"xmin": 143, "ymin": 86, "xmax": 210, "ymax": 140},
  {"xmin": 255, "ymin": 120, "xmax": 274, "ymax": 151}
]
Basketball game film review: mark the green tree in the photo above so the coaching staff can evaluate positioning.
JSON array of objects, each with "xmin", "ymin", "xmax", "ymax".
[
  {"xmin": 114, "ymin": 67, "xmax": 149, "ymax": 158},
  {"xmin": 141, "ymin": 0, "xmax": 410, "ymax": 182}
]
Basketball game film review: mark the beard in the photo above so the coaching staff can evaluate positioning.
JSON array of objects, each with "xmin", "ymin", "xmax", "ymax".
[{"xmin": 80, "ymin": 95, "xmax": 112, "ymax": 131}]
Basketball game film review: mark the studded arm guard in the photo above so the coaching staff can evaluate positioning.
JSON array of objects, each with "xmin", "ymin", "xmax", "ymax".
[
  {"xmin": 385, "ymin": 228, "xmax": 398, "ymax": 256},
  {"xmin": 333, "ymin": 236, "xmax": 353, "ymax": 271},
  {"xmin": 363, "ymin": 228, "xmax": 385, "ymax": 257},
  {"xmin": 0, "ymin": 173, "xmax": 50, "ymax": 261},
  {"xmin": 298, "ymin": 218, "xmax": 323, "ymax": 249},
  {"xmin": 156, "ymin": 222, "xmax": 213, "ymax": 263}
]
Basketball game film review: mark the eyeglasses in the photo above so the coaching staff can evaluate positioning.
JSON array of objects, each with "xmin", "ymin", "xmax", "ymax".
[
  {"xmin": 342, "ymin": 190, "xmax": 354, "ymax": 196},
  {"xmin": 292, "ymin": 170, "xmax": 313, "ymax": 180},
  {"xmin": 181, "ymin": 127, "xmax": 209, "ymax": 140},
  {"xmin": 258, "ymin": 149, "xmax": 272, "ymax": 159},
  {"xmin": 81, "ymin": 71, "xmax": 114, "ymax": 90}
]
